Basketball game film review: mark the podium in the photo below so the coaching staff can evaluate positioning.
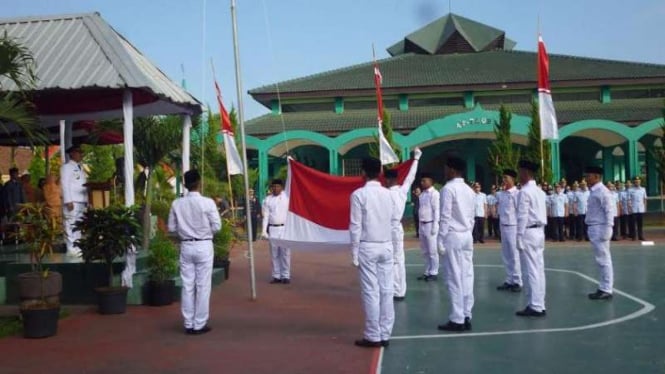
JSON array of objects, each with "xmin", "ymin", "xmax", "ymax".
[{"xmin": 84, "ymin": 181, "xmax": 112, "ymax": 209}]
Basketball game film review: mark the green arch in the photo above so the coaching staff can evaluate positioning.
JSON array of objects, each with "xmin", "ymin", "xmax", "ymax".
[
  {"xmin": 245, "ymin": 135, "xmax": 262, "ymax": 150},
  {"xmin": 558, "ymin": 120, "xmax": 634, "ymax": 141},
  {"xmin": 633, "ymin": 118, "xmax": 664, "ymax": 140},
  {"xmin": 260, "ymin": 130, "xmax": 333, "ymax": 153},
  {"xmin": 402, "ymin": 106, "xmax": 532, "ymax": 148}
]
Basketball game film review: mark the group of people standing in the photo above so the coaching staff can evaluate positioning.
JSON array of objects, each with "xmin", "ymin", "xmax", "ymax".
[{"xmin": 350, "ymin": 151, "xmax": 618, "ymax": 347}]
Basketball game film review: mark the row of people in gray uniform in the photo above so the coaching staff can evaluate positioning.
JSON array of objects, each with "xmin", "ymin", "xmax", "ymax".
[{"xmin": 354, "ymin": 158, "xmax": 617, "ymax": 348}]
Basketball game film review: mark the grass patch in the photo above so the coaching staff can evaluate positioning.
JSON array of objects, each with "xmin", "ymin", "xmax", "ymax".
[{"xmin": 0, "ymin": 308, "xmax": 71, "ymax": 338}]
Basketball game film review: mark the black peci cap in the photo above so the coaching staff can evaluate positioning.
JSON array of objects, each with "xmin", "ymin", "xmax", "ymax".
[
  {"xmin": 502, "ymin": 169, "xmax": 517, "ymax": 178},
  {"xmin": 518, "ymin": 160, "xmax": 539, "ymax": 172},
  {"xmin": 445, "ymin": 157, "xmax": 466, "ymax": 172},
  {"xmin": 384, "ymin": 169, "xmax": 398, "ymax": 179},
  {"xmin": 584, "ymin": 166, "xmax": 603, "ymax": 175}
]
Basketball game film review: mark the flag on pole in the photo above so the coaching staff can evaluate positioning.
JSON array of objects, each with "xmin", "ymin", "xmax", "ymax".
[
  {"xmin": 373, "ymin": 62, "xmax": 399, "ymax": 165},
  {"xmin": 215, "ymin": 80, "xmax": 244, "ymax": 175},
  {"xmin": 537, "ymin": 35, "xmax": 558, "ymax": 140}
]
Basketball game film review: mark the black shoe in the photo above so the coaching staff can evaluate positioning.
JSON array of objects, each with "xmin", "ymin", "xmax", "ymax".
[
  {"xmin": 588, "ymin": 290, "xmax": 613, "ymax": 300},
  {"xmin": 515, "ymin": 306, "xmax": 546, "ymax": 317},
  {"xmin": 437, "ymin": 321, "xmax": 466, "ymax": 332},
  {"xmin": 281, "ymin": 278, "xmax": 291, "ymax": 284},
  {"xmin": 417, "ymin": 274, "xmax": 429, "ymax": 281},
  {"xmin": 269, "ymin": 278, "xmax": 282, "ymax": 284},
  {"xmin": 639, "ymin": 237, "xmax": 646, "ymax": 241},
  {"xmin": 354, "ymin": 338, "xmax": 382, "ymax": 348},
  {"xmin": 479, "ymin": 240, "xmax": 484, "ymax": 244},
  {"xmin": 381, "ymin": 340, "xmax": 390, "ymax": 347},
  {"xmin": 497, "ymin": 282, "xmax": 513, "ymax": 291},
  {"xmin": 510, "ymin": 284, "xmax": 522, "ymax": 292},
  {"xmin": 464, "ymin": 317, "xmax": 472, "ymax": 331},
  {"xmin": 426, "ymin": 275, "xmax": 438, "ymax": 281},
  {"xmin": 191, "ymin": 326, "xmax": 212, "ymax": 335},
  {"xmin": 185, "ymin": 328, "xmax": 194, "ymax": 335},
  {"xmin": 393, "ymin": 296, "xmax": 405, "ymax": 302}
]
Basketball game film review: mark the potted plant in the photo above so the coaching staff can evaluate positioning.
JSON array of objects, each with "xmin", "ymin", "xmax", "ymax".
[
  {"xmin": 213, "ymin": 218, "xmax": 236, "ymax": 280},
  {"xmin": 14, "ymin": 202, "xmax": 63, "ymax": 338},
  {"xmin": 146, "ymin": 232, "xmax": 178, "ymax": 306},
  {"xmin": 74, "ymin": 205, "xmax": 141, "ymax": 314}
]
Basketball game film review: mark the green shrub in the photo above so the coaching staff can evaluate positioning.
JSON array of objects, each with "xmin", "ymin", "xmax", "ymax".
[{"xmin": 147, "ymin": 233, "xmax": 178, "ymax": 282}]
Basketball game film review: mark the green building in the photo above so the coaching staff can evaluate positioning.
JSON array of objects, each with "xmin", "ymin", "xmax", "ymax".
[{"xmin": 245, "ymin": 14, "xmax": 665, "ymax": 204}]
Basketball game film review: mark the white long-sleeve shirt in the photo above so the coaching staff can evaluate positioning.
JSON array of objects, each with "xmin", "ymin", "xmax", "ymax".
[
  {"xmin": 516, "ymin": 180, "xmax": 547, "ymax": 240},
  {"xmin": 350, "ymin": 180, "xmax": 399, "ymax": 259},
  {"xmin": 585, "ymin": 182, "xmax": 614, "ymax": 227},
  {"xmin": 262, "ymin": 192, "xmax": 290, "ymax": 234},
  {"xmin": 418, "ymin": 186, "xmax": 440, "ymax": 223},
  {"xmin": 168, "ymin": 191, "xmax": 222, "ymax": 240},
  {"xmin": 438, "ymin": 178, "xmax": 475, "ymax": 237},
  {"xmin": 388, "ymin": 158, "xmax": 419, "ymax": 219},
  {"xmin": 497, "ymin": 186, "xmax": 518, "ymax": 226},
  {"xmin": 60, "ymin": 160, "xmax": 88, "ymax": 204}
]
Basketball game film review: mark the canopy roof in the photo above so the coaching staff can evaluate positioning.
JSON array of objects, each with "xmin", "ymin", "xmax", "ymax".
[{"xmin": 0, "ymin": 12, "xmax": 202, "ymax": 145}]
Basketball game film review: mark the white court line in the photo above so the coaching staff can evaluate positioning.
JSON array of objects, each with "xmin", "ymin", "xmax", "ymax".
[{"xmin": 395, "ymin": 264, "xmax": 655, "ymax": 340}]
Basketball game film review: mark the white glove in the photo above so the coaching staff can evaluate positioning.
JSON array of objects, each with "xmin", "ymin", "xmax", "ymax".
[
  {"xmin": 261, "ymin": 231, "xmax": 269, "ymax": 240},
  {"xmin": 352, "ymin": 255, "xmax": 359, "ymax": 267},
  {"xmin": 516, "ymin": 237, "xmax": 524, "ymax": 251},
  {"xmin": 431, "ymin": 224, "xmax": 439, "ymax": 237},
  {"xmin": 414, "ymin": 147, "xmax": 422, "ymax": 161}
]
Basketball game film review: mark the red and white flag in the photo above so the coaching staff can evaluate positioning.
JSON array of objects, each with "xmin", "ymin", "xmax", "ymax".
[
  {"xmin": 374, "ymin": 62, "xmax": 399, "ymax": 165},
  {"xmin": 215, "ymin": 80, "xmax": 243, "ymax": 175},
  {"xmin": 538, "ymin": 35, "xmax": 558, "ymax": 140},
  {"xmin": 270, "ymin": 158, "xmax": 413, "ymax": 251}
]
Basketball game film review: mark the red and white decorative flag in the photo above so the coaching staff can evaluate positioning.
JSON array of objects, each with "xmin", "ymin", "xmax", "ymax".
[
  {"xmin": 215, "ymin": 80, "xmax": 243, "ymax": 175},
  {"xmin": 373, "ymin": 62, "xmax": 399, "ymax": 165},
  {"xmin": 269, "ymin": 158, "xmax": 414, "ymax": 251},
  {"xmin": 538, "ymin": 35, "xmax": 558, "ymax": 140}
]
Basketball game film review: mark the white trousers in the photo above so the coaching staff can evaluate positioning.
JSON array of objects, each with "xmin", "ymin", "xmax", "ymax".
[
  {"xmin": 358, "ymin": 241, "xmax": 395, "ymax": 342},
  {"xmin": 500, "ymin": 225, "xmax": 522, "ymax": 285},
  {"xmin": 588, "ymin": 225, "xmax": 614, "ymax": 293},
  {"xmin": 392, "ymin": 224, "xmax": 406, "ymax": 297},
  {"xmin": 519, "ymin": 228, "xmax": 546, "ymax": 312},
  {"xmin": 63, "ymin": 203, "xmax": 86, "ymax": 256},
  {"xmin": 442, "ymin": 231, "xmax": 474, "ymax": 324},
  {"xmin": 268, "ymin": 226, "xmax": 291, "ymax": 279},
  {"xmin": 418, "ymin": 222, "xmax": 439, "ymax": 276},
  {"xmin": 180, "ymin": 241, "xmax": 214, "ymax": 330}
]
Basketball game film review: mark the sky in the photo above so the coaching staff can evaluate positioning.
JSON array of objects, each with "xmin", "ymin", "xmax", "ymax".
[{"xmin": 1, "ymin": 0, "xmax": 664, "ymax": 121}]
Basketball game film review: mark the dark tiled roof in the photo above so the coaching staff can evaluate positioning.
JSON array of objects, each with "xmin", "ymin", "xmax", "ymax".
[
  {"xmin": 248, "ymin": 50, "xmax": 665, "ymax": 99},
  {"xmin": 245, "ymin": 98, "xmax": 664, "ymax": 138}
]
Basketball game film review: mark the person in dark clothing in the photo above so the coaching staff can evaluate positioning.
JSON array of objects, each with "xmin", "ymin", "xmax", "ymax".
[
  {"xmin": 248, "ymin": 188, "xmax": 261, "ymax": 241},
  {"xmin": 1, "ymin": 167, "xmax": 26, "ymax": 221},
  {"xmin": 412, "ymin": 187, "xmax": 421, "ymax": 238}
]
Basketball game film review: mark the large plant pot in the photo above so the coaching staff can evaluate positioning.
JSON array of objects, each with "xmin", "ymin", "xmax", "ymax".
[
  {"xmin": 147, "ymin": 280, "xmax": 175, "ymax": 306},
  {"xmin": 21, "ymin": 305, "xmax": 59, "ymax": 339},
  {"xmin": 95, "ymin": 287, "xmax": 129, "ymax": 315},
  {"xmin": 213, "ymin": 257, "xmax": 230, "ymax": 280},
  {"xmin": 17, "ymin": 271, "xmax": 62, "ymax": 301}
]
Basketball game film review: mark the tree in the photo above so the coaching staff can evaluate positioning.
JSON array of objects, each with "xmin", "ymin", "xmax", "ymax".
[
  {"xmin": 488, "ymin": 105, "xmax": 520, "ymax": 181},
  {"xmin": 525, "ymin": 100, "xmax": 553, "ymax": 183},
  {"xmin": 368, "ymin": 109, "xmax": 401, "ymax": 162},
  {"xmin": 0, "ymin": 32, "xmax": 46, "ymax": 145},
  {"xmin": 83, "ymin": 144, "xmax": 117, "ymax": 182}
]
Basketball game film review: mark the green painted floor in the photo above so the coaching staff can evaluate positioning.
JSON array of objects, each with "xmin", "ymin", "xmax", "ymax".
[{"xmin": 382, "ymin": 244, "xmax": 665, "ymax": 374}]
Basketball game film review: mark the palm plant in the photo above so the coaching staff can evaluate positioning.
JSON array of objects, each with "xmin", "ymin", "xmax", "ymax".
[{"xmin": 0, "ymin": 32, "xmax": 46, "ymax": 145}]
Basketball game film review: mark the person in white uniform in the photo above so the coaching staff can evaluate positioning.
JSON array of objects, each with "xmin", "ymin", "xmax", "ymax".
[
  {"xmin": 607, "ymin": 181, "xmax": 620, "ymax": 241},
  {"xmin": 261, "ymin": 179, "xmax": 292, "ymax": 284},
  {"xmin": 385, "ymin": 148, "xmax": 421, "ymax": 301},
  {"xmin": 515, "ymin": 160, "xmax": 548, "ymax": 317},
  {"xmin": 417, "ymin": 173, "xmax": 440, "ymax": 281},
  {"xmin": 583, "ymin": 166, "xmax": 615, "ymax": 300},
  {"xmin": 436, "ymin": 157, "xmax": 476, "ymax": 332},
  {"xmin": 60, "ymin": 145, "xmax": 88, "ymax": 256},
  {"xmin": 168, "ymin": 170, "xmax": 221, "ymax": 335},
  {"xmin": 350, "ymin": 158, "xmax": 399, "ymax": 348},
  {"xmin": 496, "ymin": 169, "xmax": 522, "ymax": 292},
  {"xmin": 628, "ymin": 176, "xmax": 647, "ymax": 241}
]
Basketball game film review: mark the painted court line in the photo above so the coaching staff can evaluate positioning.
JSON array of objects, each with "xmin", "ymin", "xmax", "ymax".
[{"xmin": 396, "ymin": 264, "xmax": 656, "ymax": 340}]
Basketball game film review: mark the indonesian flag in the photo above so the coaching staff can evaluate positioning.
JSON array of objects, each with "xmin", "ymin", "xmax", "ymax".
[
  {"xmin": 374, "ymin": 62, "xmax": 399, "ymax": 165},
  {"xmin": 538, "ymin": 35, "xmax": 559, "ymax": 140},
  {"xmin": 270, "ymin": 158, "xmax": 414, "ymax": 251},
  {"xmin": 215, "ymin": 80, "xmax": 243, "ymax": 175}
]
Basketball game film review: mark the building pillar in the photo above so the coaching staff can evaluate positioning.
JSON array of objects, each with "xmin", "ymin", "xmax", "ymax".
[
  {"xmin": 466, "ymin": 152, "xmax": 476, "ymax": 182},
  {"xmin": 627, "ymin": 139, "xmax": 640, "ymax": 178},
  {"xmin": 329, "ymin": 148, "xmax": 339, "ymax": 175},
  {"xmin": 401, "ymin": 146, "xmax": 410, "ymax": 162},
  {"xmin": 258, "ymin": 149, "xmax": 269, "ymax": 203},
  {"xmin": 602, "ymin": 147, "xmax": 613, "ymax": 182},
  {"xmin": 646, "ymin": 145, "xmax": 659, "ymax": 196},
  {"xmin": 551, "ymin": 140, "xmax": 560, "ymax": 182}
]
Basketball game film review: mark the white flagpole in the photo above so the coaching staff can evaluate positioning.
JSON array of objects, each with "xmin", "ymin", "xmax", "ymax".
[{"xmin": 231, "ymin": 0, "xmax": 257, "ymax": 300}]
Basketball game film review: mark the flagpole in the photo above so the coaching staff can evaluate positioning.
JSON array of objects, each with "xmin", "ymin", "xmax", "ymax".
[{"xmin": 231, "ymin": 0, "xmax": 257, "ymax": 300}]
